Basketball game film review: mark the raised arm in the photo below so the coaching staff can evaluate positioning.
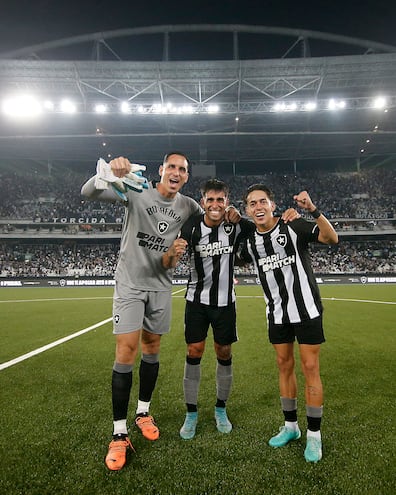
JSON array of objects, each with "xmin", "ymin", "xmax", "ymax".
[
  {"xmin": 293, "ymin": 190, "xmax": 338, "ymax": 245},
  {"xmin": 81, "ymin": 156, "xmax": 147, "ymax": 202}
]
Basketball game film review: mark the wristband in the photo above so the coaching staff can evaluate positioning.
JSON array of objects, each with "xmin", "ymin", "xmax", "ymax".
[{"xmin": 311, "ymin": 208, "xmax": 321, "ymax": 219}]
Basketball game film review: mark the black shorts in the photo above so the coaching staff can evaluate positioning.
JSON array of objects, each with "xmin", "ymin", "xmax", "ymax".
[
  {"xmin": 184, "ymin": 300, "xmax": 238, "ymax": 345},
  {"xmin": 268, "ymin": 315, "xmax": 325, "ymax": 345}
]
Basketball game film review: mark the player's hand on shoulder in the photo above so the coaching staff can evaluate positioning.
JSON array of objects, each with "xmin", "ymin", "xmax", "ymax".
[
  {"xmin": 282, "ymin": 208, "xmax": 301, "ymax": 223},
  {"xmin": 225, "ymin": 205, "xmax": 241, "ymax": 223}
]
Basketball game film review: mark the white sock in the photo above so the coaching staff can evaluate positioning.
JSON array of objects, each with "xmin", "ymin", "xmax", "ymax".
[
  {"xmin": 136, "ymin": 400, "xmax": 150, "ymax": 415},
  {"xmin": 113, "ymin": 419, "xmax": 127, "ymax": 436},
  {"xmin": 285, "ymin": 421, "xmax": 299, "ymax": 431},
  {"xmin": 307, "ymin": 429, "xmax": 321, "ymax": 440}
]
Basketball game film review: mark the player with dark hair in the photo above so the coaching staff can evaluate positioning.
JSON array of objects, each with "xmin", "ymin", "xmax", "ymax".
[
  {"xmin": 81, "ymin": 152, "xmax": 199, "ymax": 470},
  {"xmin": 163, "ymin": 178, "xmax": 253, "ymax": 439},
  {"xmin": 242, "ymin": 184, "xmax": 338, "ymax": 463}
]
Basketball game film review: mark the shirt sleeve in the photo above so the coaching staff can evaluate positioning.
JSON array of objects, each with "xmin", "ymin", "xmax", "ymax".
[{"xmin": 289, "ymin": 217, "xmax": 320, "ymax": 243}]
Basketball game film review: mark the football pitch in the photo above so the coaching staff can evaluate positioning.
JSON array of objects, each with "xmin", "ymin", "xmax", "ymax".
[{"xmin": 0, "ymin": 284, "xmax": 395, "ymax": 495}]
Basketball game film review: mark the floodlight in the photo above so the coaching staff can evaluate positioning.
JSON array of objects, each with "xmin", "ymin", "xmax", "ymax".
[
  {"xmin": 43, "ymin": 100, "xmax": 54, "ymax": 110},
  {"xmin": 303, "ymin": 101, "xmax": 317, "ymax": 111},
  {"xmin": 2, "ymin": 95, "xmax": 42, "ymax": 118},
  {"xmin": 328, "ymin": 99, "xmax": 346, "ymax": 110},
  {"xmin": 152, "ymin": 103, "xmax": 163, "ymax": 114},
  {"xmin": 373, "ymin": 96, "xmax": 386, "ymax": 109},
  {"xmin": 120, "ymin": 101, "xmax": 130, "ymax": 113},
  {"xmin": 60, "ymin": 99, "xmax": 77, "ymax": 113},
  {"xmin": 181, "ymin": 105, "xmax": 194, "ymax": 114},
  {"xmin": 272, "ymin": 102, "xmax": 297, "ymax": 112},
  {"xmin": 95, "ymin": 104, "xmax": 108, "ymax": 114},
  {"xmin": 207, "ymin": 104, "xmax": 219, "ymax": 114},
  {"xmin": 272, "ymin": 102, "xmax": 285, "ymax": 112}
]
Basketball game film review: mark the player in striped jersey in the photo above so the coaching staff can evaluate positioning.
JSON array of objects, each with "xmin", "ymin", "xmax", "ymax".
[
  {"xmin": 242, "ymin": 184, "xmax": 338, "ymax": 463},
  {"xmin": 169, "ymin": 179, "xmax": 253, "ymax": 439}
]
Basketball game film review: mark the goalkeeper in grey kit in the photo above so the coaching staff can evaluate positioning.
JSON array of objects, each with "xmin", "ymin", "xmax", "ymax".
[{"xmin": 81, "ymin": 152, "xmax": 200, "ymax": 470}]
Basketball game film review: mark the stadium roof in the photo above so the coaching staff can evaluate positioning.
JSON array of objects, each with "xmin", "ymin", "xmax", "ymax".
[{"xmin": 1, "ymin": 24, "xmax": 396, "ymax": 172}]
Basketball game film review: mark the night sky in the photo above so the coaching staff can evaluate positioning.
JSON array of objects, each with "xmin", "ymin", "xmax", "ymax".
[{"xmin": 1, "ymin": 0, "xmax": 395, "ymax": 56}]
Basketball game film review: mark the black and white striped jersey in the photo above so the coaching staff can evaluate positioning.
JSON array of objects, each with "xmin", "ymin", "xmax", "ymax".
[
  {"xmin": 241, "ymin": 217, "xmax": 322, "ymax": 325},
  {"xmin": 180, "ymin": 215, "xmax": 254, "ymax": 306}
]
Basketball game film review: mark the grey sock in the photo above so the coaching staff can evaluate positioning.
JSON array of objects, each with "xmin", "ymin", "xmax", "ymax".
[
  {"xmin": 183, "ymin": 361, "xmax": 201, "ymax": 405},
  {"xmin": 216, "ymin": 362, "xmax": 233, "ymax": 402}
]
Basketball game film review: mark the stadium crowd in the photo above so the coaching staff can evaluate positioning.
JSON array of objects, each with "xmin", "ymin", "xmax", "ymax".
[
  {"xmin": 0, "ymin": 240, "xmax": 394, "ymax": 277},
  {"xmin": 0, "ymin": 165, "xmax": 394, "ymax": 277},
  {"xmin": 0, "ymin": 242, "xmax": 118, "ymax": 277},
  {"xmin": 0, "ymin": 166, "xmax": 394, "ymax": 222}
]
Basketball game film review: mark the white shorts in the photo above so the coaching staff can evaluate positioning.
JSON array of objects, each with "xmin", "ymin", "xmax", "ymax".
[{"xmin": 112, "ymin": 281, "xmax": 172, "ymax": 335}]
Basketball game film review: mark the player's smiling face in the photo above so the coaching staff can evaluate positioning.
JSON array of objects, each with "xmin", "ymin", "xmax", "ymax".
[
  {"xmin": 201, "ymin": 189, "xmax": 229, "ymax": 227},
  {"xmin": 158, "ymin": 154, "xmax": 189, "ymax": 197},
  {"xmin": 245, "ymin": 190, "xmax": 276, "ymax": 231}
]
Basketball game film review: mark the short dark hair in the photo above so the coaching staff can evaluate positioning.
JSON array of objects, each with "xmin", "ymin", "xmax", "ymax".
[
  {"xmin": 163, "ymin": 151, "xmax": 190, "ymax": 167},
  {"xmin": 200, "ymin": 178, "xmax": 229, "ymax": 198},
  {"xmin": 243, "ymin": 184, "xmax": 274, "ymax": 204}
]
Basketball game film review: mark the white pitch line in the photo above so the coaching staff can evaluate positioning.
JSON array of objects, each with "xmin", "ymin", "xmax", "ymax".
[
  {"xmin": 233, "ymin": 295, "xmax": 396, "ymax": 305},
  {"xmin": 1, "ymin": 291, "xmax": 394, "ymax": 371},
  {"xmin": 0, "ymin": 290, "xmax": 187, "ymax": 371},
  {"xmin": 0, "ymin": 296, "xmax": 112, "ymax": 304},
  {"xmin": 322, "ymin": 297, "xmax": 396, "ymax": 305},
  {"xmin": 172, "ymin": 287, "xmax": 186, "ymax": 295},
  {"xmin": 0, "ymin": 317, "xmax": 112, "ymax": 371}
]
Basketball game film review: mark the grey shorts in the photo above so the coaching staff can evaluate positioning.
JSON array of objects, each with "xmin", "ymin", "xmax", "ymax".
[{"xmin": 113, "ymin": 281, "xmax": 172, "ymax": 335}]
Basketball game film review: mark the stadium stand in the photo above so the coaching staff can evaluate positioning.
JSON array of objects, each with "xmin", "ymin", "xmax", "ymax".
[{"xmin": 0, "ymin": 165, "xmax": 394, "ymax": 277}]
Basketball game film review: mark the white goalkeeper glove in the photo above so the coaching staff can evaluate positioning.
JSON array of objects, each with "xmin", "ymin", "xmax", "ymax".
[
  {"xmin": 123, "ymin": 164, "xmax": 149, "ymax": 192},
  {"xmin": 95, "ymin": 158, "xmax": 148, "ymax": 199}
]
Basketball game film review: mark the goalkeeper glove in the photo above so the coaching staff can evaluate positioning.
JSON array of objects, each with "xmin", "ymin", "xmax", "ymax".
[{"xmin": 95, "ymin": 158, "xmax": 148, "ymax": 197}]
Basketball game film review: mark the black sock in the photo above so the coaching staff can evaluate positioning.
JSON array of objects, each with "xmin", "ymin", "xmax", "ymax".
[
  {"xmin": 112, "ymin": 370, "xmax": 132, "ymax": 421},
  {"xmin": 307, "ymin": 416, "xmax": 322, "ymax": 432},
  {"xmin": 139, "ymin": 360, "xmax": 159, "ymax": 402}
]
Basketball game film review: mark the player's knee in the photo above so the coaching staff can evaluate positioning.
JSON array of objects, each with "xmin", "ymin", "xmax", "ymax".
[
  {"xmin": 187, "ymin": 342, "xmax": 205, "ymax": 359},
  {"xmin": 215, "ymin": 344, "xmax": 231, "ymax": 361},
  {"xmin": 301, "ymin": 358, "xmax": 319, "ymax": 376},
  {"xmin": 276, "ymin": 355, "xmax": 295, "ymax": 372}
]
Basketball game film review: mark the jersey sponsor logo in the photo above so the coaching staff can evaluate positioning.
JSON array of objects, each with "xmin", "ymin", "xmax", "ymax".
[
  {"xmin": 137, "ymin": 231, "xmax": 168, "ymax": 252},
  {"xmin": 223, "ymin": 223, "xmax": 234, "ymax": 235},
  {"xmin": 276, "ymin": 234, "xmax": 287, "ymax": 247},
  {"xmin": 258, "ymin": 253, "xmax": 296, "ymax": 272},
  {"xmin": 158, "ymin": 221, "xmax": 169, "ymax": 234},
  {"xmin": 195, "ymin": 241, "xmax": 234, "ymax": 257}
]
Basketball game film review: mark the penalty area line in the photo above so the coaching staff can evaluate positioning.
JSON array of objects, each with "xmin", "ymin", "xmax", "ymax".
[{"xmin": 0, "ymin": 317, "xmax": 112, "ymax": 371}]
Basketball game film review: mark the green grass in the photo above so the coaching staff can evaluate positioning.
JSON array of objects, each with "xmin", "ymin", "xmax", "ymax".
[{"xmin": 0, "ymin": 285, "xmax": 395, "ymax": 495}]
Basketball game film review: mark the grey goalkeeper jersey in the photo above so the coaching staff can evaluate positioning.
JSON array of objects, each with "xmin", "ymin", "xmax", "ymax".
[{"xmin": 81, "ymin": 177, "xmax": 200, "ymax": 291}]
